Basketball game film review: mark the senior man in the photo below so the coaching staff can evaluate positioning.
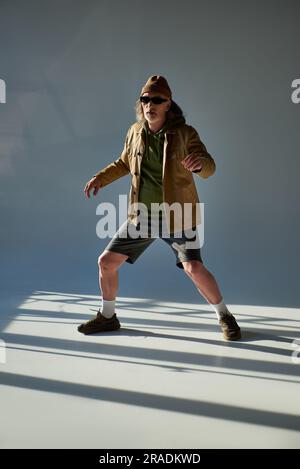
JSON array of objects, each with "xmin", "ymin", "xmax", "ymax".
[{"xmin": 78, "ymin": 75, "xmax": 241, "ymax": 341}]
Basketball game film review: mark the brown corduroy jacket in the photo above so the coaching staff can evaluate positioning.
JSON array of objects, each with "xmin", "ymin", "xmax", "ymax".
[{"xmin": 93, "ymin": 116, "xmax": 216, "ymax": 234}]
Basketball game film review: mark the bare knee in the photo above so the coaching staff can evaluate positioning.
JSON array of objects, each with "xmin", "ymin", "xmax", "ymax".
[
  {"xmin": 182, "ymin": 260, "xmax": 205, "ymax": 278},
  {"xmin": 98, "ymin": 250, "xmax": 128, "ymax": 272}
]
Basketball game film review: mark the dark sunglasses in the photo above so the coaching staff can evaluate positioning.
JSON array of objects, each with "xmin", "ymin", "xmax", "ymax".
[{"xmin": 139, "ymin": 96, "xmax": 168, "ymax": 105}]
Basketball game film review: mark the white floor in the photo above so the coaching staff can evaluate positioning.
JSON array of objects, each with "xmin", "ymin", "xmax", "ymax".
[{"xmin": 0, "ymin": 290, "xmax": 299, "ymax": 449}]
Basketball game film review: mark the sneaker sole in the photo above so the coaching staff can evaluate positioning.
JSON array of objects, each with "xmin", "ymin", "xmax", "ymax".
[{"xmin": 78, "ymin": 322, "xmax": 121, "ymax": 335}]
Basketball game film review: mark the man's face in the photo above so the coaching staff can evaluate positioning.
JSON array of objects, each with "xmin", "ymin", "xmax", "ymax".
[{"xmin": 141, "ymin": 92, "xmax": 171, "ymax": 125}]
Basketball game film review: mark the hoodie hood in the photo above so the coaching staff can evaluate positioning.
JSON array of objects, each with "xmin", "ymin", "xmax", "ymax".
[{"xmin": 166, "ymin": 113, "xmax": 186, "ymax": 129}]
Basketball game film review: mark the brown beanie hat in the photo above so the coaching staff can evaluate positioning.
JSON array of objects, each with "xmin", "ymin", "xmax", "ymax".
[{"xmin": 140, "ymin": 75, "xmax": 172, "ymax": 99}]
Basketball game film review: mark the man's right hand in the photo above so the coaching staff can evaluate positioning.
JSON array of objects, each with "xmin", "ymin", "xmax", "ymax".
[{"xmin": 83, "ymin": 176, "xmax": 102, "ymax": 199}]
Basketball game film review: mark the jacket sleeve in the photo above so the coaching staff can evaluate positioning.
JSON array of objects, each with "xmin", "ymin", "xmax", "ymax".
[
  {"xmin": 186, "ymin": 126, "xmax": 216, "ymax": 179},
  {"xmin": 92, "ymin": 128, "xmax": 131, "ymax": 188}
]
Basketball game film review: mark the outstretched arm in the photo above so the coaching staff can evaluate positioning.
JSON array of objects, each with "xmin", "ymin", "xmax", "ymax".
[
  {"xmin": 92, "ymin": 129, "xmax": 131, "ymax": 187},
  {"xmin": 84, "ymin": 128, "xmax": 132, "ymax": 198}
]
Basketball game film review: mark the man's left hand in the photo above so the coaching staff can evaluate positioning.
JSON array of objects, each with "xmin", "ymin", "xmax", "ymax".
[{"xmin": 181, "ymin": 153, "xmax": 203, "ymax": 172}]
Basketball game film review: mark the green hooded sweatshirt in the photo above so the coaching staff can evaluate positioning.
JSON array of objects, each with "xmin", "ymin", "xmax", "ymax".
[{"xmin": 138, "ymin": 115, "xmax": 185, "ymax": 219}]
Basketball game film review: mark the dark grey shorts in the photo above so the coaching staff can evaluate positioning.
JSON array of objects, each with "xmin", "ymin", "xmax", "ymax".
[{"xmin": 104, "ymin": 217, "xmax": 203, "ymax": 269}]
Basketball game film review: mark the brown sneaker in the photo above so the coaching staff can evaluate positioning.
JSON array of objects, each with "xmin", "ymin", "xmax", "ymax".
[
  {"xmin": 77, "ymin": 309, "xmax": 120, "ymax": 335},
  {"xmin": 219, "ymin": 313, "xmax": 241, "ymax": 341}
]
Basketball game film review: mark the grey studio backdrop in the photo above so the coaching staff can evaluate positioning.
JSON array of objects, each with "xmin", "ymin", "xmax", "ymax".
[{"xmin": 0, "ymin": 0, "xmax": 299, "ymax": 308}]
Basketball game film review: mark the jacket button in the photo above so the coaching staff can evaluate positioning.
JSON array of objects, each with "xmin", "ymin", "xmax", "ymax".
[
  {"xmin": 137, "ymin": 152, "xmax": 141, "ymax": 156},
  {"xmin": 133, "ymin": 191, "xmax": 136, "ymax": 195},
  {"xmin": 134, "ymin": 172, "xmax": 138, "ymax": 176}
]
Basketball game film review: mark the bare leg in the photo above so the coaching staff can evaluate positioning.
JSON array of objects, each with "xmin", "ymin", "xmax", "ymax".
[
  {"xmin": 182, "ymin": 260, "xmax": 223, "ymax": 304},
  {"xmin": 98, "ymin": 250, "xmax": 129, "ymax": 300},
  {"xmin": 77, "ymin": 250, "xmax": 129, "ymax": 334},
  {"xmin": 181, "ymin": 260, "xmax": 242, "ymax": 340}
]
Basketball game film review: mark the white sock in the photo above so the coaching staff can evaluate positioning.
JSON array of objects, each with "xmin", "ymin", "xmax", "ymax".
[
  {"xmin": 101, "ymin": 298, "xmax": 116, "ymax": 319},
  {"xmin": 209, "ymin": 298, "xmax": 232, "ymax": 320}
]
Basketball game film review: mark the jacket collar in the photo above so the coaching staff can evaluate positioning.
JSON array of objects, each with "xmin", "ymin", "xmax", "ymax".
[{"xmin": 136, "ymin": 122, "xmax": 176, "ymax": 135}]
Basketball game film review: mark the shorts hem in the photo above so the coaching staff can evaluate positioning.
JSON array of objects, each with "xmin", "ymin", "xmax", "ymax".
[{"xmin": 104, "ymin": 247, "xmax": 136, "ymax": 264}]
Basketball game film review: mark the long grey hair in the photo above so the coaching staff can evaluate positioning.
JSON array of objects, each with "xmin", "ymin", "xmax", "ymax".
[{"xmin": 134, "ymin": 98, "xmax": 186, "ymax": 123}]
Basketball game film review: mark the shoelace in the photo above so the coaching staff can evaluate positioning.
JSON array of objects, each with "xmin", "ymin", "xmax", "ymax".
[
  {"xmin": 89, "ymin": 308, "xmax": 101, "ymax": 313},
  {"xmin": 87, "ymin": 308, "xmax": 114, "ymax": 322},
  {"xmin": 81, "ymin": 308, "xmax": 102, "ymax": 326}
]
